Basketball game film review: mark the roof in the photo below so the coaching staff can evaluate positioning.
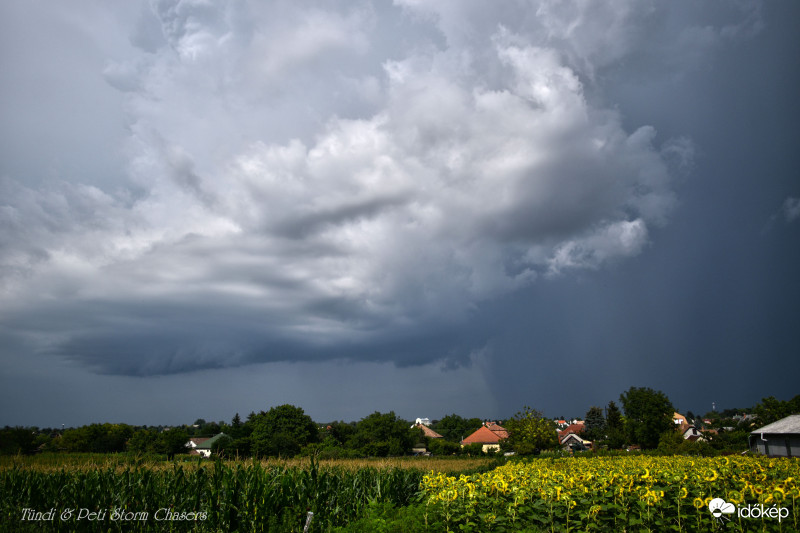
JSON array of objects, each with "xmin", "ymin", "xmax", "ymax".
[
  {"xmin": 557, "ymin": 423, "xmax": 585, "ymax": 439},
  {"xmin": 750, "ymin": 414, "xmax": 800, "ymax": 435},
  {"xmin": 561, "ymin": 433, "xmax": 590, "ymax": 445},
  {"xmin": 187, "ymin": 437, "xmax": 210, "ymax": 447},
  {"xmin": 195, "ymin": 433, "xmax": 228, "ymax": 449},
  {"xmin": 461, "ymin": 424, "xmax": 508, "ymax": 445},
  {"xmin": 414, "ymin": 424, "xmax": 444, "ymax": 439}
]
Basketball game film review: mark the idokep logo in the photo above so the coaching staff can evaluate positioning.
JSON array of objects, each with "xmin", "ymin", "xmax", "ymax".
[
  {"xmin": 709, "ymin": 498, "xmax": 735, "ymax": 527},
  {"xmin": 709, "ymin": 497, "xmax": 790, "ymax": 527}
]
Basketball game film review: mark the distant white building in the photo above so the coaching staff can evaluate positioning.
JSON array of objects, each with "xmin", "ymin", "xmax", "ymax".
[{"xmin": 415, "ymin": 418, "xmax": 431, "ymax": 426}]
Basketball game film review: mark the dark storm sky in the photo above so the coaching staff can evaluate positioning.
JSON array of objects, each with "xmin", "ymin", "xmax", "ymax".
[{"xmin": 1, "ymin": 0, "xmax": 797, "ymax": 427}]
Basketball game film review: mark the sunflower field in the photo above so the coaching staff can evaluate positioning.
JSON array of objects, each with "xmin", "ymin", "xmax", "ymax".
[{"xmin": 420, "ymin": 455, "xmax": 799, "ymax": 532}]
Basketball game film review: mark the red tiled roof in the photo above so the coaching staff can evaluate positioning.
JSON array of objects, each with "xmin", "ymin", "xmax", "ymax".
[
  {"xmin": 415, "ymin": 424, "xmax": 444, "ymax": 439},
  {"xmin": 557, "ymin": 423, "xmax": 585, "ymax": 439},
  {"xmin": 461, "ymin": 424, "xmax": 508, "ymax": 445}
]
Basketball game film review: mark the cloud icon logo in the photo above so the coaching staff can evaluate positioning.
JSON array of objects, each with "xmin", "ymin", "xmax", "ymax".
[{"xmin": 709, "ymin": 497, "xmax": 736, "ymax": 518}]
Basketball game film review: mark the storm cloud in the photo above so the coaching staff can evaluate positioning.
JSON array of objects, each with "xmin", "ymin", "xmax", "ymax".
[
  {"xmin": 1, "ymin": 1, "xmax": 798, "ymax": 425},
  {"xmin": 2, "ymin": 0, "xmax": 691, "ymax": 375}
]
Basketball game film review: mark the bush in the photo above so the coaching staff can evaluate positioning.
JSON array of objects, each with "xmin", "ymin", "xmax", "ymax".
[
  {"xmin": 427, "ymin": 439, "xmax": 460, "ymax": 456},
  {"xmin": 462, "ymin": 443, "xmax": 485, "ymax": 456},
  {"xmin": 656, "ymin": 431, "xmax": 718, "ymax": 456},
  {"xmin": 331, "ymin": 502, "xmax": 437, "ymax": 533}
]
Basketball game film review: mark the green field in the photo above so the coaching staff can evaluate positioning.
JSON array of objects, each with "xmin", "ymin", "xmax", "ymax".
[
  {"xmin": 0, "ymin": 454, "xmax": 495, "ymax": 532},
  {"xmin": 3, "ymin": 453, "xmax": 798, "ymax": 532}
]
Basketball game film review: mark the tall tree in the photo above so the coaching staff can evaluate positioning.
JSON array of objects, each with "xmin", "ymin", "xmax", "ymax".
[
  {"xmin": 156, "ymin": 428, "xmax": 189, "ymax": 459},
  {"xmin": 323, "ymin": 421, "xmax": 356, "ymax": 448},
  {"xmin": 127, "ymin": 429, "xmax": 158, "ymax": 455},
  {"xmin": 0, "ymin": 427, "xmax": 38, "ymax": 455},
  {"xmin": 753, "ymin": 395, "xmax": 800, "ymax": 426},
  {"xmin": 583, "ymin": 406, "xmax": 606, "ymax": 444},
  {"xmin": 250, "ymin": 404, "xmax": 319, "ymax": 458},
  {"xmin": 605, "ymin": 401, "xmax": 626, "ymax": 449},
  {"xmin": 619, "ymin": 387, "xmax": 674, "ymax": 449},
  {"xmin": 504, "ymin": 406, "xmax": 558, "ymax": 455},
  {"xmin": 350, "ymin": 412, "xmax": 416, "ymax": 456},
  {"xmin": 433, "ymin": 414, "xmax": 483, "ymax": 443}
]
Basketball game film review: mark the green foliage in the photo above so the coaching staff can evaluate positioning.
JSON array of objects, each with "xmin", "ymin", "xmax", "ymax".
[
  {"xmin": 0, "ymin": 427, "xmax": 39, "ymax": 455},
  {"xmin": 753, "ymin": 394, "xmax": 800, "ymax": 426},
  {"xmin": 583, "ymin": 406, "xmax": 606, "ymax": 444},
  {"xmin": 604, "ymin": 401, "xmax": 626, "ymax": 449},
  {"xmin": 331, "ymin": 502, "xmax": 435, "ymax": 533},
  {"xmin": 250, "ymin": 404, "xmax": 319, "ymax": 458},
  {"xmin": 349, "ymin": 412, "xmax": 415, "ymax": 457},
  {"xmin": 504, "ymin": 406, "xmax": 558, "ymax": 455},
  {"xmin": 209, "ymin": 434, "xmax": 235, "ymax": 457},
  {"xmin": 427, "ymin": 438, "xmax": 461, "ymax": 456},
  {"xmin": 432, "ymin": 414, "xmax": 482, "ymax": 443},
  {"xmin": 198, "ymin": 421, "xmax": 221, "ymax": 436},
  {"xmin": 322, "ymin": 421, "xmax": 357, "ymax": 448},
  {"xmin": 126, "ymin": 429, "xmax": 159, "ymax": 455},
  {"xmin": 619, "ymin": 387, "xmax": 674, "ymax": 449},
  {"xmin": 58, "ymin": 423, "xmax": 134, "ymax": 454},
  {"xmin": 420, "ymin": 455, "xmax": 800, "ymax": 533},
  {"xmin": 461, "ymin": 443, "xmax": 485, "ymax": 456},
  {"xmin": 656, "ymin": 431, "xmax": 717, "ymax": 456},
  {"xmin": 0, "ymin": 459, "xmax": 425, "ymax": 532},
  {"xmin": 155, "ymin": 428, "xmax": 190, "ymax": 459},
  {"xmin": 605, "ymin": 401, "xmax": 623, "ymax": 430},
  {"xmin": 707, "ymin": 428, "xmax": 749, "ymax": 452}
]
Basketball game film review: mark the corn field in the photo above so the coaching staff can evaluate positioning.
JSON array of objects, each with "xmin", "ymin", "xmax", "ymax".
[{"xmin": 1, "ymin": 455, "xmax": 425, "ymax": 532}]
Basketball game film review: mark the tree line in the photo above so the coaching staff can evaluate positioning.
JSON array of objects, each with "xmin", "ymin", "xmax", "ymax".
[
  {"xmin": 0, "ymin": 406, "xmax": 485, "ymax": 458},
  {"xmin": 1, "ymin": 391, "xmax": 797, "ymax": 456}
]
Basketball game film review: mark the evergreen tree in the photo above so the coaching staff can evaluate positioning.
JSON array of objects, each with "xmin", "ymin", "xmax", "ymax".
[
  {"xmin": 605, "ymin": 401, "xmax": 626, "ymax": 449},
  {"xmin": 583, "ymin": 406, "xmax": 606, "ymax": 444}
]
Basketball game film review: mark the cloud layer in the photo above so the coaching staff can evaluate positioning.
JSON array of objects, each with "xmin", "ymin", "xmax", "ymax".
[{"xmin": 0, "ymin": 0, "xmax": 719, "ymax": 375}]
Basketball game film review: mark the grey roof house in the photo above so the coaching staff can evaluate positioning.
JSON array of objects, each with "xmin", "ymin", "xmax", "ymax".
[{"xmin": 749, "ymin": 415, "xmax": 800, "ymax": 458}]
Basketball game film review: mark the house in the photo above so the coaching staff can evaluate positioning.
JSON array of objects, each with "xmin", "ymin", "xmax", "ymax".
[
  {"xmin": 415, "ymin": 418, "xmax": 432, "ymax": 426},
  {"xmin": 413, "ymin": 423, "xmax": 444, "ymax": 439},
  {"xmin": 678, "ymin": 422, "xmax": 706, "ymax": 442},
  {"xmin": 186, "ymin": 437, "xmax": 210, "ymax": 455},
  {"xmin": 410, "ymin": 423, "xmax": 444, "ymax": 455},
  {"xmin": 185, "ymin": 433, "xmax": 228, "ymax": 458},
  {"xmin": 673, "ymin": 412, "xmax": 688, "ymax": 426},
  {"xmin": 461, "ymin": 422, "xmax": 509, "ymax": 453},
  {"xmin": 749, "ymin": 415, "xmax": 800, "ymax": 458},
  {"xmin": 557, "ymin": 422, "xmax": 591, "ymax": 450},
  {"xmin": 674, "ymin": 413, "xmax": 706, "ymax": 442}
]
